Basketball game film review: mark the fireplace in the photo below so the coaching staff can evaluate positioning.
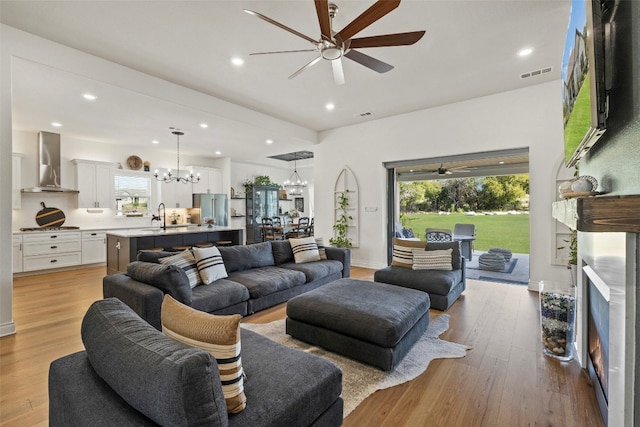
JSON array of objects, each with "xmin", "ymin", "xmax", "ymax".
[{"xmin": 586, "ymin": 276, "xmax": 609, "ymax": 421}]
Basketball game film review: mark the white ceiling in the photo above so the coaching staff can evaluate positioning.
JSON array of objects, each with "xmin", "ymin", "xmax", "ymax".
[{"xmin": 1, "ymin": 0, "xmax": 571, "ymax": 165}]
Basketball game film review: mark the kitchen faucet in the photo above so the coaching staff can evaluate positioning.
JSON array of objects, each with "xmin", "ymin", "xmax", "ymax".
[{"xmin": 151, "ymin": 203, "xmax": 166, "ymax": 230}]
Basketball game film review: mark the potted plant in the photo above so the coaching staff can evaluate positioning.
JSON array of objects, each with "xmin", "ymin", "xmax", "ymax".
[{"xmin": 330, "ymin": 189, "xmax": 352, "ymax": 248}]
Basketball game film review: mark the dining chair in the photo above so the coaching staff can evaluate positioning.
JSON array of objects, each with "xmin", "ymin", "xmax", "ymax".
[{"xmin": 261, "ymin": 217, "xmax": 275, "ymax": 241}]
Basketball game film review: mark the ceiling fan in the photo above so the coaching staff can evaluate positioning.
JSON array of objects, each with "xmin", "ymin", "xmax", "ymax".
[
  {"xmin": 430, "ymin": 164, "xmax": 476, "ymax": 175},
  {"xmin": 243, "ymin": 0, "xmax": 425, "ymax": 85}
]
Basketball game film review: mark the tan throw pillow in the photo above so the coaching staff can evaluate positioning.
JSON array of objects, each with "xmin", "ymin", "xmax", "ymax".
[
  {"xmin": 161, "ymin": 295, "xmax": 246, "ymax": 414},
  {"xmin": 290, "ymin": 237, "xmax": 321, "ymax": 263},
  {"xmin": 412, "ymin": 248, "xmax": 453, "ymax": 270},
  {"xmin": 392, "ymin": 237, "xmax": 426, "ymax": 268},
  {"xmin": 192, "ymin": 246, "xmax": 228, "ymax": 284},
  {"xmin": 159, "ymin": 250, "xmax": 202, "ymax": 288}
]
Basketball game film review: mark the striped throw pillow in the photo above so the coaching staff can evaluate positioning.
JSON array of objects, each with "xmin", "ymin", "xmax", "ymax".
[
  {"xmin": 412, "ymin": 248, "xmax": 453, "ymax": 270},
  {"xmin": 161, "ymin": 295, "xmax": 246, "ymax": 414},
  {"xmin": 192, "ymin": 246, "xmax": 228, "ymax": 284},
  {"xmin": 392, "ymin": 237, "xmax": 426, "ymax": 268},
  {"xmin": 159, "ymin": 250, "xmax": 202, "ymax": 288},
  {"xmin": 289, "ymin": 237, "xmax": 321, "ymax": 263}
]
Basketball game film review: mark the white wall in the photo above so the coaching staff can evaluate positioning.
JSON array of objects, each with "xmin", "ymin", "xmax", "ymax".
[{"xmin": 314, "ymin": 81, "xmax": 571, "ymax": 288}]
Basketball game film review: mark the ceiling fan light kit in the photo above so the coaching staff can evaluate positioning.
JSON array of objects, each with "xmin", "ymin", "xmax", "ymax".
[{"xmin": 244, "ymin": 0, "xmax": 425, "ymax": 85}]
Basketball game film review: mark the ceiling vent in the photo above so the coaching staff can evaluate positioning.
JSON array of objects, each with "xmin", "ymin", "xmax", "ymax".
[
  {"xmin": 520, "ymin": 66, "xmax": 553, "ymax": 79},
  {"xmin": 268, "ymin": 150, "xmax": 314, "ymax": 162}
]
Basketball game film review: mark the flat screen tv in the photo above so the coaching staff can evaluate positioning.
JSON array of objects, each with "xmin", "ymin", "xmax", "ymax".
[{"xmin": 561, "ymin": 0, "xmax": 609, "ymax": 167}]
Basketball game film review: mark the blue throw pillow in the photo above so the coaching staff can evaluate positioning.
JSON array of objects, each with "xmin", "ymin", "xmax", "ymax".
[{"xmin": 403, "ymin": 228, "xmax": 415, "ymax": 238}]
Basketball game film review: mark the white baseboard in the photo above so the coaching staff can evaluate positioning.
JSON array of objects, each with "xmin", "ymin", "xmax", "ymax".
[
  {"xmin": 0, "ymin": 321, "xmax": 16, "ymax": 337},
  {"xmin": 351, "ymin": 259, "xmax": 387, "ymax": 270}
]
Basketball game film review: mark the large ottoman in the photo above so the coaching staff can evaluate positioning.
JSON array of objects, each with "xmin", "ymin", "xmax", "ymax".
[{"xmin": 286, "ymin": 278, "xmax": 430, "ymax": 371}]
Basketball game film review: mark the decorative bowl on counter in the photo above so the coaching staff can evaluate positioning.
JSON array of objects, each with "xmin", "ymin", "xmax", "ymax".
[{"xmin": 571, "ymin": 175, "xmax": 598, "ymax": 193}]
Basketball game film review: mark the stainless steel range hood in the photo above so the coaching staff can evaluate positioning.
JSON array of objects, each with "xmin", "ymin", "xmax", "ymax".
[{"xmin": 21, "ymin": 131, "xmax": 79, "ymax": 193}]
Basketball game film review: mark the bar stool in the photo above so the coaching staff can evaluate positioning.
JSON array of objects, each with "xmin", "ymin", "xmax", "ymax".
[
  {"xmin": 170, "ymin": 245, "xmax": 190, "ymax": 252},
  {"xmin": 215, "ymin": 240, "xmax": 233, "ymax": 247},
  {"xmin": 195, "ymin": 243, "xmax": 214, "ymax": 248}
]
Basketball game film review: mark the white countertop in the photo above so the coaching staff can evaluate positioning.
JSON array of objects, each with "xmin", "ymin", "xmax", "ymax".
[
  {"xmin": 14, "ymin": 224, "xmax": 243, "ymax": 235},
  {"xmin": 105, "ymin": 225, "xmax": 243, "ymax": 238}
]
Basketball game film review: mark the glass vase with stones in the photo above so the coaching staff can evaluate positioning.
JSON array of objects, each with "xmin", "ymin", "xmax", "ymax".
[{"xmin": 539, "ymin": 281, "xmax": 576, "ymax": 361}]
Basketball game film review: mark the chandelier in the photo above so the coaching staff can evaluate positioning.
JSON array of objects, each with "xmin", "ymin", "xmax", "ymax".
[
  {"xmin": 283, "ymin": 153, "xmax": 307, "ymax": 196},
  {"xmin": 154, "ymin": 130, "xmax": 200, "ymax": 184}
]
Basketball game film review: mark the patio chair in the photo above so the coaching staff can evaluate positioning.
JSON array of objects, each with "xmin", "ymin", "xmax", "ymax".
[
  {"xmin": 453, "ymin": 223, "xmax": 476, "ymax": 259},
  {"xmin": 425, "ymin": 228, "xmax": 453, "ymax": 242}
]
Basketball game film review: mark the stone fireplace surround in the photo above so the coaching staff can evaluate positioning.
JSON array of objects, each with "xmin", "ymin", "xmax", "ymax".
[{"xmin": 553, "ymin": 195, "xmax": 640, "ymax": 427}]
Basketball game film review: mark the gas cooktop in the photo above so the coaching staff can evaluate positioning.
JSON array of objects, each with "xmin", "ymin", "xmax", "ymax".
[{"xmin": 20, "ymin": 226, "xmax": 80, "ymax": 231}]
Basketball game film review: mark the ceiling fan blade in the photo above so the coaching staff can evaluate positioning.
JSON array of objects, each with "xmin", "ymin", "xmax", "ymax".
[
  {"xmin": 344, "ymin": 49, "xmax": 394, "ymax": 73},
  {"xmin": 337, "ymin": 0, "xmax": 401, "ymax": 42},
  {"xmin": 349, "ymin": 31, "xmax": 426, "ymax": 49},
  {"xmin": 243, "ymin": 9, "xmax": 317, "ymax": 44},
  {"xmin": 331, "ymin": 58, "xmax": 345, "ymax": 85},
  {"xmin": 250, "ymin": 49, "xmax": 317, "ymax": 56},
  {"xmin": 314, "ymin": 0, "xmax": 332, "ymax": 41},
  {"xmin": 289, "ymin": 56, "xmax": 323, "ymax": 80}
]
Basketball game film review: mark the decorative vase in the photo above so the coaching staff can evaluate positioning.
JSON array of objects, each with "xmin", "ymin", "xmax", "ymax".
[
  {"xmin": 539, "ymin": 281, "xmax": 576, "ymax": 361},
  {"xmin": 558, "ymin": 180, "xmax": 574, "ymax": 196}
]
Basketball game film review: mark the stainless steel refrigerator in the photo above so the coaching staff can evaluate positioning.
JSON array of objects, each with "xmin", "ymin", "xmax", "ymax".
[{"xmin": 192, "ymin": 194, "xmax": 228, "ymax": 226}]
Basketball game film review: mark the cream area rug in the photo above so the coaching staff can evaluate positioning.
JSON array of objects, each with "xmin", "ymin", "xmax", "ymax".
[{"xmin": 242, "ymin": 314, "xmax": 470, "ymax": 417}]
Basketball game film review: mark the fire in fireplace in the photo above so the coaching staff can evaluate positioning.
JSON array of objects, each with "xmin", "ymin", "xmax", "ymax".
[{"xmin": 587, "ymin": 278, "xmax": 609, "ymax": 418}]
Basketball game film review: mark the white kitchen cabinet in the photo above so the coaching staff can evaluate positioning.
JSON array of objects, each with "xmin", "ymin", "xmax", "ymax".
[
  {"xmin": 189, "ymin": 166, "xmax": 222, "ymax": 194},
  {"xmin": 82, "ymin": 231, "xmax": 106, "ymax": 264},
  {"xmin": 22, "ymin": 232, "xmax": 82, "ymax": 271},
  {"xmin": 12, "ymin": 235, "xmax": 23, "ymax": 273},
  {"xmin": 12, "ymin": 153, "xmax": 23, "ymax": 209},
  {"xmin": 72, "ymin": 159, "xmax": 116, "ymax": 208},
  {"xmin": 156, "ymin": 168, "xmax": 193, "ymax": 209}
]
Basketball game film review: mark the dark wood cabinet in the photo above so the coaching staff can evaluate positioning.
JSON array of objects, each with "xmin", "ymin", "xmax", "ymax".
[{"xmin": 246, "ymin": 185, "xmax": 280, "ymax": 244}]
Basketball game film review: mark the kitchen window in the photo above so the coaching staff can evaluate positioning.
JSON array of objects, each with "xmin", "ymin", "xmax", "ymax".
[{"xmin": 113, "ymin": 172, "xmax": 151, "ymax": 217}]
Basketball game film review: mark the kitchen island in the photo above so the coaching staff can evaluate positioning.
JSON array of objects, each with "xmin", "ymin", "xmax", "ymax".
[{"xmin": 106, "ymin": 226, "xmax": 244, "ymax": 275}]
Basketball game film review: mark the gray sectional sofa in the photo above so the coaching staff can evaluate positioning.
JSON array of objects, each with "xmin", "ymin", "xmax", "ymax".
[
  {"xmin": 374, "ymin": 241, "xmax": 466, "ymax": 310},
  {"xmin": 103, "ymin": 240, "xmax": 351, "ymax": 330},
  {"xmin": 49, "ymin": 298, "xmax": 343, "ymax": 426}
]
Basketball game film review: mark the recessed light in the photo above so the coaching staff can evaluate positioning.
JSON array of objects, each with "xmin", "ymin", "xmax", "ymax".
[
  {"xmin": 266, "ymin": 139, "xmax": 273, "ymax": 144},
  {"xmin": 200, "ymin": 123, "xmax": 208, "ymax": 128},
  {"xmin": 518, "ymin": 48, "xmax": 533, "ymax": 57},
  {"xmin": 231, "ymin": 57, "xmax": 244, "ymax": 66},
  {"xmin": 51, "ymin": 122, "xmax": 62, "ymax": 127},
  {"xmin": 325, "ymin": 103, "xmax": 335, "ymax": 111},
  {"xmin": 82, "ymin": 93, "xmax": 97, "ymax": 100},
  {"xmin": 215, "ymin": 151, "xmax": 221, "ymax": 155},
  {"xmin": 152, "ymin": 140, "xmax": 159, "ymax": 144},
  {"xmin": 499, "ymin": 161, "xmax": 505, "ymax": 164}
]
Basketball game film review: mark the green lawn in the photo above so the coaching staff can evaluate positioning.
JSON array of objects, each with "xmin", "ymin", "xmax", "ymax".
[{"xmin": 401, "ymin": 212, "xmax": 530, "ymax": 254}]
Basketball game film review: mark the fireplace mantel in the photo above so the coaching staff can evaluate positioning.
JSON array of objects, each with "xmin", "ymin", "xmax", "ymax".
[{"xmin": 552, "ymin": 194, "xmax": 640, "ymax": 232}]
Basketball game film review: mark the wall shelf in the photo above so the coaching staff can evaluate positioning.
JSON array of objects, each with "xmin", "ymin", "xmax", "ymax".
[{"xmin": 334, "ymin": 166, "xmax": 359, "ymax": 248}]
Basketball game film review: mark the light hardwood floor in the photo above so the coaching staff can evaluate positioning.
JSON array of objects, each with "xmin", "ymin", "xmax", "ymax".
[{"xmin": 1, "ymin": 266, "xmax": 604, "ymax": 426}]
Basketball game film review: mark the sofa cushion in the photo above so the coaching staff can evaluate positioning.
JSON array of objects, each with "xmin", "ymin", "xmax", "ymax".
[
  {"xmin": 161, "ymin": 295, "xmax": 246, "ymax": 414},
  {"xmin": 426, "ymin": 241, "xmax": 463, "ymax": 270},
  {"xmin": 412, "ymin": 248, "xmax": 453, "ymax": 270},
  {"xmin": 227, "ymin": 267, "xmax": 306, "ymax": 299},
  {"xmin": 192, "ymin": 246, "xmax": 228, "ymax": 284},
  {"xmin": 279, "ymin": 260, "xmax": 343, "ymax": 283},
  {"xmin": 191, "ymin": 279, "xmax": 250, "ymax": 314},
  {"xmin": 289, "ymin": 237, "xmax": 321, "ymax": 263},
  {"xmin": 374, "ymin": 266, "xmax": 463, "ymax": 296},
  {"xmin": 391, "ymin": 237, "xmax": 426, "ymax": 267},
  {"xmin": 229, "ymin": 329, "xmax": 343, "ymax": 426},
  {"xmin": 159, "ymin": 250, "xmax": 202, "ymax": 288},
  {"xmin": 218, "ymin": 242, "xmax": 274, "ymax": 273},
  {"xmin": 137, "ymin": 250, "xmax": 175, "ymax": 263},
  {"xmin": 126, "ymin": 261, "xmax": 192, "ymax": 305},
  {"xmin": 270, "ymin": 240, "xmax": 294, "ymax": 265},
  {"xmin": 81, "ymin": 298, "xmax": 229, "ymax": 427}
]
